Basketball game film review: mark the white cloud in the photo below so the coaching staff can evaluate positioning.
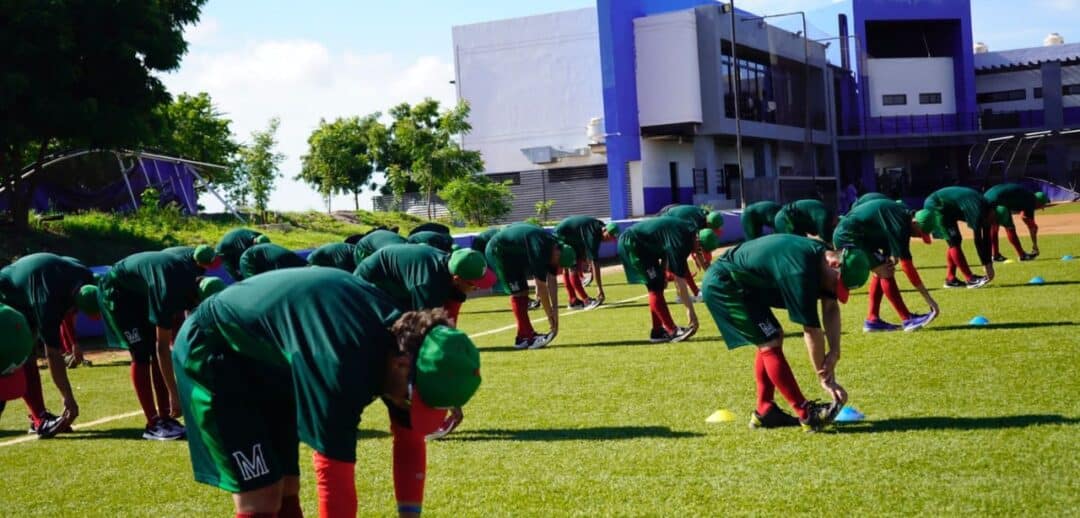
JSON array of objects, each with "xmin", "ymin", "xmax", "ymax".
[
  {"xmin": 183, "ymin": 17, "xmax": 220, "ymax": 46},
  {"xmin": 1040, "ymin": 0, "xmax": 1078, "ymax": 11},
  {"xmin": 162, "ymin": 36, "xmax": 455, "ymax": 212}
]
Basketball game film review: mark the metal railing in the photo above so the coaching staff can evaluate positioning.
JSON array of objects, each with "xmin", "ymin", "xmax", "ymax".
[{"xmin": 840, "ymin": 110, "xmax": 1046, "ymax": 136}]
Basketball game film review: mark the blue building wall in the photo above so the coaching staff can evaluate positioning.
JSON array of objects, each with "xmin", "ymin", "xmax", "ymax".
[{"xmin": 597, "ymin": 0, "xmax": 716, "ymax": 218}]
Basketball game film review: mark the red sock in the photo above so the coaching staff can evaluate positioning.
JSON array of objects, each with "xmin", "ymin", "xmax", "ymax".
[
  {"xmin": 685, "ymin": 274, "xmax": 700, "ymax": 297},
  {"xmin": 945, "ymin": 251, "xmax": 957, "ymax": 281},
  {"xmin": 990, "ymin": 224, "xmax": 1001, "ymax": 257},
  {"xmin": 948, "ymin": 247, "xmax": 974, "ymax": 281},
  {"xmin": 1005, "ymin": 228, "xmax": 1025, "ymax": 256},
  {"xmin": 150, "ymin": 358, "xmax": 170, "ymax": 418},
  {"xmin": 561, "ymin": 270, "xmax": 578, "ymax": 303},
  {"xmin": 278, "ymin": 494, "xmax": 302, "ymax": 518},
  {"xmin": 758, "ymin": 347, "xmax": 808, "ymax": 419},
  {"xmin": 866, "ymin": 275, "xmax": 883, "ymax": 321},
  {"xmin": 647, "ymin": 291, "xmax": 676, "ymax": 333},
  {"xmin": 509, "ymin": 296, "xmax": 535, "ymax": 340},
  {"xmin": 650, "ymin": 307, "xmax": 662, "ymax": 331},
  {"xmin": 754, "ymin": 349, "xmax": 776, "ymax": 415},
  {"xmin": 21, "ymin": 360, "xmax": 47, "ymax": 424},
  {"xmin": 60, "ymin": 313, "xmax": 78, "ymax": 355},
  {"xmin": 881, "ymin": 276, "xmax": 912, "ymax": 320},
  {"xmin": 442, "ymin": 299, "xmax": 463, "ymax": 324},
  {"xmin": 131, "ymin": 362, "xmax": 158, "ymax": 424},
  {"xmin": 569, "ymin": 270, "xmax": 589, "ymax": 302}
]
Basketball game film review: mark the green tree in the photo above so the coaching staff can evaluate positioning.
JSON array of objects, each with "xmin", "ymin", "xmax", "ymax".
[
  {"xmin": 384, "ymin": 99, "xmax": 484, "ymax": 219},
  {"xmin": 439, "ymin": 175, "xmax": 514, "ymax": 226},
  {"xmin": 0, "ymin": 0, "xmax": 207, "ymax": 230},
  {"xmin": 153, "ymin": 92, "xmax": 240, "ymax": 188},
  {"xmin": 535, "ymin": 199, "xmax": 556, "ymax": 222},
  {"xmin": 297, "ymin": 114, "xmax": 386, "ymax": 212},
  {"xmin": 238, "ymin": 118, "xmax": 284, "ymax": 222}
]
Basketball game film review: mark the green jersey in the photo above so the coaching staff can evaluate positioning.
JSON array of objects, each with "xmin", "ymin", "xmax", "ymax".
[
  {"xmin": 621, "ymin": 216, "xmax": 696, "ymax": 278},
  {"xmin": 776, "ymin": 199, "xmax": 836, "ymax": 239},
  {"xmin": 924, "ymin": 186, "xmax": 989, "ymax": 229},
  {"xmin": 216, "ymin": 228, "xmax": 264, "ymax": 280},
  {"xmin": 470, "ymin": 228, "xmax": 499, "ymax": 253},
  {"xmin": 832, "ymin": 199, "xmax": 914, "ymax": 261},
  {"xmin": 741, "ymin": 201, "xmax": 782, "ymax": 239},
  {"xmin": 407, "ymin": 231, "xmax": 455, "ymax": 253},
  {"xmin": 179, "ymin": 268, "xmax": 402, "ymax": 462},
  {"xmin": 0, "ymin": 253, "xmax": 94, "ymax": 347},
  {"xmin": 553, "ymin": 216, "xmax": 605, "ymax": 261},
  {"xmin": 354, "ymin": 230, "xmax": 407, "ymax": 263},
  {"xmin": 984, "ymin": 183, "xmax": 1037, "ymax": 219},
  {"xmin": 354, "ymin": 244, "xmax": 465, "ymax": 311},
  {"xmin": 715, "ymin": 234, "xmax": 828, "ymax": 328},
  {"xmin": 850, "ymin": 192, "xmax": 890, "ymax": 210},
  {"xmin": 307, "ymin": 243, "xmax": 357, "ymax": 272},
  {"xmin": 485, "ymin": 223, "xmax": 559, "ymax": 281},
  {"xmin": 659, "ymin": 205, "xmax": 708, "ymax": 230},
  {"xmin": 103, "ymin": 251, "xmax": 202, "ymax": 326},
  {"xmin": 238, "ymin": 244, "xmax": 307, "ymax": 279}
]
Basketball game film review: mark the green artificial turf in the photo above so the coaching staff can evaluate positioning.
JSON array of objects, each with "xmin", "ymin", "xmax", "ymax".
[{"xmin": 1, "ymin": 235, "xmax": 1078, "ymax": 516}]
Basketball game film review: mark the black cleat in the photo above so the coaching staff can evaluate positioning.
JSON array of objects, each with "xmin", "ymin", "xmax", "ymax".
[
  {"xmin": 649, "ymin": 329, "xmax": 669, "ymax": 343},
  {"xmin": 992, "ymin": 254, "xmax": 1008, "ymax": 263},
  {"xmin": 1019, "ymin": 252, "xmax": 1037, "ymax": 261},
  {"xmin": 567, "ymin": 300, "xmax": 585, "ymax": 310},
  {"xmin": 943, "ymin": 278, "xmax": 966, "ymax": 289},
  {"xmin": 527, "ymin": 299, "xmax": 541, "ymax": 311},
  {"xmin": 799, "ymin": 400, "xmax": 839, "ymax": 432},
  {"xmin": 749, "ymin": 405, "xmax": 801, "ymax": 429},
  {"xmin": 966, "ymin": 276, "xmax": 990, "ymax": 289},
  {"xmin": 668, "ymin": 326, "xmax": 696, "ymax": 343}
]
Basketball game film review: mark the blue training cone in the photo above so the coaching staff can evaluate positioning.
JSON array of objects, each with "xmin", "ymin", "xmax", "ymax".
[
  {"xmin": 834, "ymin": 405, "xmax": 864, "ymax": 423},
  {"xmin": 1029, "ymin": 276, "xmax": 1046, "ymax": 285},
  {"xmin": 969, "ymin": 315, "xmax": 990, "ymax": 326},
  {"xmin": 1063, "ymin": 255, "xmax": 1074, "ymax": 261}
]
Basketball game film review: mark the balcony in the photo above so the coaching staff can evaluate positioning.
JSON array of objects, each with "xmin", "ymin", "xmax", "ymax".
[{"xmin": 840, "ymin": 110, "xmax": 1046, "ymax": 136}]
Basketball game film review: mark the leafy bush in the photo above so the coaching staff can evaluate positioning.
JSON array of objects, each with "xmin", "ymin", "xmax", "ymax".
[
  {"xmin": 534, "ymin": 199, "xmax": 555, "ymax": 222},
  {"xmin": 439, "ymin": 175, "xmax": 514, "ymax": 226}
]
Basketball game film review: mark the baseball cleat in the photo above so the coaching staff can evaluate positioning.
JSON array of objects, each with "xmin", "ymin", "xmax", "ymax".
[
  {"xmin": 966, "ymin": 276, "xmax": 990, "ymax": 289},
  {"xmin": 513, "ymin": 336, "xmax": 534, "ymax": 350},
  {"xmin": 943, "ymin": 278, "xmax": 966, "ymax": 289},
  {"xmin": 528, "ymin": 332, "xmax": 554, "ymax": 350},
  {"xmin": 863, "ymin": 318, "xmax": 901, "ymax": 332},
  {"xmin": 992, "ymin": 254, "xmax": 1007, "ymax": 263},
  {"xmin": 749, "ymin": 405, "xmax": 801, "ymax": 429},
  {"xmin": 1019, "ymin": 252, "xmax": 1037, "ymax": 261},
  {"xmin": 648, "ymin": 329, "xmax": 669, "ymax": 343},
  {"xmin": 902, "ymin": 311, "xmax": 937, "ymax": 332},
  {"xmin": 567, "ymin": 300, "xmax": 585, "ymax": 310},
  {"xmin": 527, "ymin": 299, "xmax": 541, "ymax": 310},
  {"xmin": 668, "ymin": 326, "xmax": 696, "ymax": 343},
  {"xmin": 799, "ymin": 400, "xmax": 839, "ymax": 432}
]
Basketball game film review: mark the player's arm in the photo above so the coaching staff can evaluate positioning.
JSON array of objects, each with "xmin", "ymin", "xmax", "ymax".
[
  {"xmin": 1023, "ymin": 212, "xmax": 1039, "ymax": 254},
  {"xmin": 898, "ymin": 258, "xmax": 939, "ymax": 314},
  {"xmin": 591, "ymin": 258, "xmax": 605, "ymax": 300},
  {"xmin": 671, "ymin": 275, "xmax": 698, "ymax": 329},
  {"xmin": 42, "ymin": 332, "xmax": 78, "ymax": 422},
  {"xmin": 535, "ymin": 274, "xmax": 558, "ymax": 335},
  {"xmin": 973, "ymin": 223, "xmax": 995, "ymax": 280}
]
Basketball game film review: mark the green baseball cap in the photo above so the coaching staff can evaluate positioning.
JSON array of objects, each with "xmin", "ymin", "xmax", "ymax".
[
  {"xmin": 1034, "ymin": 191, "xmax": 1049, "ymax": 206},
  {"xmin": 706, "ymin": 211, "xmax": 724, "ymax": 229},
  {"xmin": 254, "ymin": 234, "xmax": 271, "ymax": 244},
  {"xmin": 994, "ymin": 205, "xmax": 1012, "ymax": 226},
  {"xmin": 698, "ymin": 228, "xmax": 720, "ymax": 251},
  {"xmin": 840, "ymin": 248, "xmax": 871, "ymax": 290},
  {"xmin": 449, "ymin": 248, "xmax": 486, "ymax": 280},
  {"xmin": 193, "ymin": 245, "xmax": 217, "ymax": 265},
  {"xmin": 414, "ymin": 325, "xmax": 481, "ymax": 408},
  {"xmin": 76, "ymin": 285, "xmax": 100, "ymax": 316},
  {"xmin": 914, "ymin": 209, "xmax": 943, "ymax": 237},
  {"xmin": 604, "ymin": 221, "xmax": 620, "ymax": 236},
  {"xmin": 558, "ymin": 243, "xmax": 577, "ymax": 268},
  {"xmin": 199, "ymin": 277, "xmax": 226, "ymax": 300},
  {"xmin": 0, "ymin": 304, "xmax": 34, "ymax": 400}
]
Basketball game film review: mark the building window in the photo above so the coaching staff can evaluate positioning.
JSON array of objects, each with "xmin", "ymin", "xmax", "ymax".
[
  {"xmin": 487, "ymin": 172, "xmax": 521, "ymax": 185},
  {"xmin": 1034, "ymin": 87, "xmax": 1043, "ymax": 99},
  {"xmin": 918, "ymin": 93, "xmax": 942, "ymax": 105},
  {"xmin": 547, "ymin": 165, "xmax": 605, "ymax": 182},
  {"xmin": 693, "ymin": 168, "xmax": 708, "ymax": 195},
  {"xmin": 977, "ymin": 89, "xmax": 1026, "ymax": 103},
  {"xmin": 882, "ymin": 94, "xmax": 907, "ymax": 106},
  {"xmin": 1064, "ymin": 84, "xmax": 1080, "ymax": 96}
]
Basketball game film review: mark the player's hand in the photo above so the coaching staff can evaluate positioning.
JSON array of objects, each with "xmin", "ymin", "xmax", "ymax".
[
  {"xmin": 596, "ymin": 291, "xmax": 605, "ymax": 303},
  {"xmin": 62, "ymin": 397, "xmax": 79, "ymax": 423},
  {"xmin": 820, "ymin": 378, "xmax": 847, "ymax": 406}
]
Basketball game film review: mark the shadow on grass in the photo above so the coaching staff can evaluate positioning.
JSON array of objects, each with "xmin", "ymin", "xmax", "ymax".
[
  {"xmin": 445, "ymin": 426, "xmax": 703, "ymax": 442},
  {"xmin": 55, "ymin": 428, "xmax": 149, "ymax": 441},
  {"xmin": 927, "ymin": 321, "xmax": 1078, "ymax": 332},
  {"xmin": 838, "ymin": 414, "xmax": 1080, "ymax": 434},
  {"xmin": 994, "ymin": 281, "xmax": 1080, "ymax": 288},
  {"xmin": 357, "ymin": 429, "xmax": 390, "ymax": 440},
  {"xmin": 0, "ymin": 429, "xmax": 27, "ymax": 440}
]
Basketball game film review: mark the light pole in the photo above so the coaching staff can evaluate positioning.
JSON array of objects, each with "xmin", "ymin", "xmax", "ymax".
[{"xmin": 722, "ymin": 1, "xmax": 747, "ymax": 208}]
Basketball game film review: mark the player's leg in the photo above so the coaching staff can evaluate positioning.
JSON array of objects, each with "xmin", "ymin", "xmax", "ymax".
[
  {"xmin": 990, "ymin": 223, "xmax": 1004, "ymax": 261},
  {"xmin": 568, "ymin": 262, "xmax": 590, "ymax": 304},
  {"xmin": 1004, "ymin": 225, "xmax": 1026, "ymax": 257},
  {"xmin": 645, "ymin": 263, "xmax": 677, "ymax": 339},
  {"xmin": 944, "ymin": 222, "xmax": 975, "ymax": 284},
  {"xmin": 21, "ymin": 345, "xmax": 49, "ymax": 431},
  {"xmin": 561, "ymin": 267, "xmax": 580, "ymax": 307},
  {"xmin": 1023, "ymin": 216, "xmax": 1039, "ymax": 256}
]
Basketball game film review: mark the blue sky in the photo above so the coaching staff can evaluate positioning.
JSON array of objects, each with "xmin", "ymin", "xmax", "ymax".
[{"xmin": 162, "ymin": 0, "xmax": 1080, "ymax": 213}]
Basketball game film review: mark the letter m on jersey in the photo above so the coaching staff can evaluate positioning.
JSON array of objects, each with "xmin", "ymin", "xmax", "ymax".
[{"xmin": 232, "ymin": 444, "xmax": 270, "ymax": 481}]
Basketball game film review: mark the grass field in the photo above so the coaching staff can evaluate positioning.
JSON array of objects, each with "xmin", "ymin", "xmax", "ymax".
[{"xmin": 1, "ymin": 233, "xmax": 1078, "ymax": 516}]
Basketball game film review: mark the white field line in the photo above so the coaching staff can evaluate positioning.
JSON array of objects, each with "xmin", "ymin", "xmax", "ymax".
[
  {"xmin": 0, "ymin": 410, "xmax": 144, "ymax": 447},
  {"xmin": 1, "ymin": 285, "xmax": 670, "ymax": 447}
]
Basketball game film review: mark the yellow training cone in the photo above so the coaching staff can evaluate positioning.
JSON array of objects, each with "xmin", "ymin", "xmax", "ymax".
[{"xmin": 705, "ymin": 409, "xmax": 737, "ymax": 423}]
